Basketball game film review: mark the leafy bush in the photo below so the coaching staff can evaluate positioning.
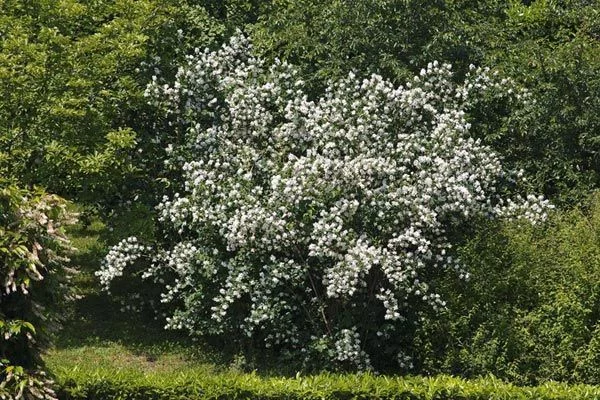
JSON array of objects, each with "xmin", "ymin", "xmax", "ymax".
[
  {"xmin": 0, "ymin": 181, "xmax": 76, "ymax": 399},
  {"xmin": 53, "ymin": 371, "xmax": 600, "ymax": 400},
  {"xmin": 97, "ymin": 35, "xmax": 550, "ymax": 371},
  {"xmin": 414, "ymin": 192, "xmax": 600, "ymax": 385}
]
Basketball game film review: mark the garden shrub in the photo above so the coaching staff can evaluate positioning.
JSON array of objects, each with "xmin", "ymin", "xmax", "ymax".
[
  {"xmin": 414, "ymin": 192, "xmax": 600, "ymax": 385},
  {"xmin": 0, "ymin": 180, "xmax": 76, "ymax": 399},
  {"xmin": 54, "ymin": 371, "xmax": 600, "ymax": 400},
  {"xmin": 97, "ymin": 35, "xmax": 550, "ymax": 372}
]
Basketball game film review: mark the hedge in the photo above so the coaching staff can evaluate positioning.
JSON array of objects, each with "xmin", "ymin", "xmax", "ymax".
[{"xmin": 55, "ymin": 372, "xmax": 600, "ymax": 400}]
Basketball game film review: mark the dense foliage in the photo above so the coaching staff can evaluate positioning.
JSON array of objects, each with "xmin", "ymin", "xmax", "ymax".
[
  {"xmin": 97, "ymin": 35, "xmax": 550, "ymax": 371},
  {"xmin": 55, "ymin": 371, "xmax": 600, "ymax": 400},
  {"xmin": 478, "ymin": 0, "xmax": 600, "ymax": 205},
  {"xmin": 251, "ymin": 0, "xmax": 600, "ymax": 205},
  {"xmin": 251, "ymin": 0, "xmax": 466, "ymax": 87},
  {"xmin": 0, "ymin": 181, "xmax": 76, "ymax": 399},
  {"xmin": 413, "ymin": 192, "xmax": 600, "ymax": 385},
  {"xmin": 0, "ymin": 0, "xmax": 225, "ymax": 211}
]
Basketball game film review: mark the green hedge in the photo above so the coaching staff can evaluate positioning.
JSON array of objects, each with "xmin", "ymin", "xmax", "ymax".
[{"xmin": 56, "ymin": 373, "xmax": 600, "ymax": 400}]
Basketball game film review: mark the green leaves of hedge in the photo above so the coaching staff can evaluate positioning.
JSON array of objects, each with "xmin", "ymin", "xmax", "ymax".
[{"xmin": 55, "ymin": 372, "xmax": 600, "ymax": 400}]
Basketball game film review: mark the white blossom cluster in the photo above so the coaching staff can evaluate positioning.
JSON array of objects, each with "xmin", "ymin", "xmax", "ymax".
[
  {"xmin": 100, "ymin": 34, "xmax": 551, "ymax": 370},
  {"xmin": 96, "ymin": 236, "xmax": 150, "ymax": 291},
  {"xmin": 331, "ymin": 328, "xmax": 372, "ymax": 371}
]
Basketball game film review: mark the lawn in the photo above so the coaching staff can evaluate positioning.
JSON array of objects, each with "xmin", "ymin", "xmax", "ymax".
[{"xmin": 45, "ymin": 217, "xmax": 224, "ymax": 379}]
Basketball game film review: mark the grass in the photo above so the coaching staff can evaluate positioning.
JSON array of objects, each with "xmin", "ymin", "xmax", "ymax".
[{"xmin": 44, "ymin": 214, "xmax": 225, "ymax": 380}]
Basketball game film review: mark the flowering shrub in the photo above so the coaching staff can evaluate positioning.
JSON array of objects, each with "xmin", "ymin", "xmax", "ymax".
[{"xmin": 98, "ymin": 34, "xmax": 551, "ymax": 371}]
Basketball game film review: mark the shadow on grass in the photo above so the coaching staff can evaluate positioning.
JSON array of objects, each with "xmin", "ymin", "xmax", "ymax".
[
  {"xmin": 55, "ymin": 219, "xmax": 227, "ymax": 368},
  {"xmin": 56, "ymin": 215, "xmax": 307, "ymax": 376}
]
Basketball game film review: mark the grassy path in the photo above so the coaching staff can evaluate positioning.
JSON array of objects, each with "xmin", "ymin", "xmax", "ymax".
[{"xmin": 44, "ymin": 217, "xmax": 221, "ymax": 380}]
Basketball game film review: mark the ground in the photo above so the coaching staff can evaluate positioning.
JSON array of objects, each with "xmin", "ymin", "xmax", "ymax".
[{"xmin": 44, "ymin": 217, "xmax": 223, "ymax": 381}]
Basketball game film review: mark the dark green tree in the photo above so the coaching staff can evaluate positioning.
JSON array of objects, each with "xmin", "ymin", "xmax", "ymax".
[{"xmin": 251, "ymin": 0, "xmax": 600, "ymax": 205}]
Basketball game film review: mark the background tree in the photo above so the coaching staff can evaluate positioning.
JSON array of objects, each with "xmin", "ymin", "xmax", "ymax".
[
  {"xmin": 0, "ymin": 0, "xmax": 225, "ymax": 214},
  {"xmin": 251, "ymin": 0, "xmax": 600, "ymax": 205}
]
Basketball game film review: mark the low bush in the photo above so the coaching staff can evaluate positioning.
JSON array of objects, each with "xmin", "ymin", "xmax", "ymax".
[
  {"xmin": 54, "ymin": 371, "xmax": 600, "ymax": 400},
  {"xmin": 414, "ymin": 191, "xmax": 600, "ymax": 385}
]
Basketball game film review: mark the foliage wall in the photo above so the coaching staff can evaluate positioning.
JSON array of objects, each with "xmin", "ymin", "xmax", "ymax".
[{"xmin": 251, "ymin": 0, "xmax": 600, "ymax": 205}]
